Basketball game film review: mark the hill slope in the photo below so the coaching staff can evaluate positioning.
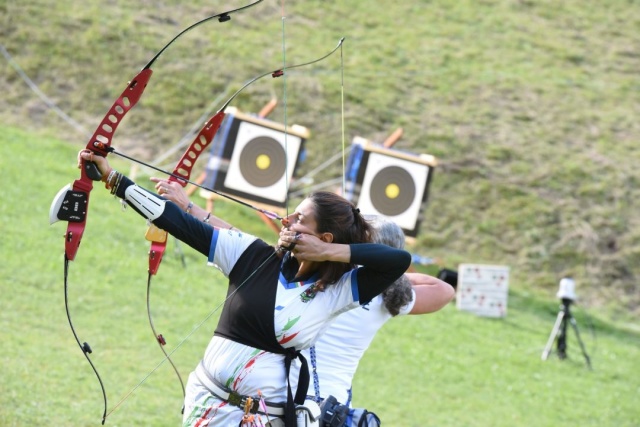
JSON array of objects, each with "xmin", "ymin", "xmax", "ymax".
[{"xmin": 2, "ymin": 0, "xmax": 639, "ymax": 319}]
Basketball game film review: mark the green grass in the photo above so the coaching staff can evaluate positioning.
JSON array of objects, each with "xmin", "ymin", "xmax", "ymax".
[{"xmin": 1, "ymin": 125, "xmax": 639, "ymax": 426}]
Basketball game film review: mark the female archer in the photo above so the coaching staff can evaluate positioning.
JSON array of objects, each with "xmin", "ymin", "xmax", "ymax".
[{"xmin": 77, "ymin": 150, "xmax": 411, "ymax": 427}]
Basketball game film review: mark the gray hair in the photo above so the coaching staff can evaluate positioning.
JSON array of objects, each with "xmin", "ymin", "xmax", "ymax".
[
  {"xmin": 367, "ymin": 216, "xmax": 406, "ymax": 250},
  {"xmin": 367, "ymin": 216, "xmax": 412, "ymax": 316}
]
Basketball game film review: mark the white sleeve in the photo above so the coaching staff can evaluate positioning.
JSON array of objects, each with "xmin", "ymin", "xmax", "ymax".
[
  {"xmin": 325, "ymin": 269, "xmax": 362, "ymax": 317},
  {"xmin": 207, "ymin": 228, "xmax": 258, "ymax": 276}
]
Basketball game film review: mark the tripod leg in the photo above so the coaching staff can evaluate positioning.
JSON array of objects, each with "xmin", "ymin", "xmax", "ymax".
[
  {"xmin": 542, "ymin": 310, "xmax": 565, "ymax": 360},
  {"xmin": 557, "ymin": 312, "xmax": 569, "ymax": 359},
  {"xmin": 569, "ymin": 316, "xmax": 592, "ymax": 369}
]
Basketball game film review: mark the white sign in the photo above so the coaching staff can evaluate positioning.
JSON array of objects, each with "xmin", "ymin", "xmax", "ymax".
[{"xmin": 456, "ymin": 264, "xmax": 509, "ymax": 318}]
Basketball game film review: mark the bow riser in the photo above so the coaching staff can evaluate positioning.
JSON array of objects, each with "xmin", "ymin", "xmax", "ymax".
[
  {"xmin": 148, "ymin": 110, "xmax": 227, "ymax": 275},
  {"xmin": 88, "ymin": 69, "xmax": 153, "ymax": 155},
  {"xmin": 169, "ymin": 110, "xmax": 226, "ymax": 186},
  {"xmin": 64, "ymin": 69, "xmax": 153, "ymax": 261}
]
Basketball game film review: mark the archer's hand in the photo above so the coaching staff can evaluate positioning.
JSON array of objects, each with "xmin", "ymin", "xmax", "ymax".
[
  {"xmin": 77, "ymin": 150, "xmax": 110, "ymax": 178},
  {"xmin": 150, "ymin": 177, "xmax": 190, "ymax": 211},
  {"xmin": 278, "ymin": 230, "xmax": 332, "ymax": 262}
]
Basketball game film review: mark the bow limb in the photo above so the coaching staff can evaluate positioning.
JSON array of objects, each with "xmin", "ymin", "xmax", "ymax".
[
  {"xmin": 141, "ymin": 0, "xmax": 264, "ymax": 71},
  {"xmin": 146, "ymin": 277, "xmax": 186, "ymax": 413},
  {"xmin": 172, "ymin": 36, "xmax": 346, "ymax": 186},
  {"xmin": 64, "ymin": 256, "xmax": 108, "ymax": 424}
]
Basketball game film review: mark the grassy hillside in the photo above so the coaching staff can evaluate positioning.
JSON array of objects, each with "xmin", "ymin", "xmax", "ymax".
[
  {"xmin": 1, "ymin": 125, "xmax": 639, "ymax": 426},
  {"xmin": 2, "ymin": 1, "xmax": 639, "ymax": 320}
]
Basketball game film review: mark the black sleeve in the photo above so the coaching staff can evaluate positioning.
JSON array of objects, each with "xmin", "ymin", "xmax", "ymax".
[
  {"xmin": 350, "ymin": 243, "xmax": 412, "ymax": 305},
  {"xmin": 115, "ymin": 176, "xmax": 213, "ymax": 256}
]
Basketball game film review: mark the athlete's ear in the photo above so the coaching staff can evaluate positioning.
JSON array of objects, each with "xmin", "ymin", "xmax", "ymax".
[{"xmin": 319, "ymin": 232, "xmax": 334, "ymax": 243}]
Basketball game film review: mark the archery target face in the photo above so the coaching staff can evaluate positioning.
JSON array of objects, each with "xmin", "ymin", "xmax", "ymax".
[
  {"xmin": 223, "ymin": 121, "xmax": 302, "ymax": 204},
  {"xmin": 357, "ymin": 151, "xmax": 430, "ymax": 231}
]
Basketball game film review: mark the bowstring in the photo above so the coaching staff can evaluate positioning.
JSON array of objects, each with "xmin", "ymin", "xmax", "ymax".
[
  {"xmin": 105, "ymin": 249, "xmax": 279, "ymax": 420},
  {"xmin": 108, "ymin": 7, "xmax": 293, "ymax": 416},
  {"xmin": 281, "ymin": 0, "xmax": 290, "ymax": 219},
  {"xmin": 340, "ymin": 42, "xmax": 346, "ymax": 195}
]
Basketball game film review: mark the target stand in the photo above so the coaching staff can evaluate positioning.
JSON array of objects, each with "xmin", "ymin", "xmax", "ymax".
[
  {"xmin": 199, "ymin": 106, "xmax": 310, "ymax": 229},
  {"xmin": 345, "ymin": 136, "xmax": 437, "ymax": 237},
  {"xmin": 541, "ymin": 299, "xmax": 592, "ymax": 369}
]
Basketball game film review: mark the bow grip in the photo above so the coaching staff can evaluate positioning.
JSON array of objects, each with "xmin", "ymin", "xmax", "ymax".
[{"xmin": 84, "ymin": 159, "xmax": 103, "ymax": 181}]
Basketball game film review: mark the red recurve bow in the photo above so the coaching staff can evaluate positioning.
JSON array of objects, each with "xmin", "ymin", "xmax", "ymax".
[{"xmin": 49, "ymin": 2, "xmax": 264, "ymax": 423}]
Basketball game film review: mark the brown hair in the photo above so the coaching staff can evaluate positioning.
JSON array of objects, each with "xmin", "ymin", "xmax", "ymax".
[{"xmin": 307, "ymin": 191, "xmax": 372, "ymax": 287}]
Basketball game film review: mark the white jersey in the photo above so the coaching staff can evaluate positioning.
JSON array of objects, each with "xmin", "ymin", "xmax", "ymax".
[
  {"xmin": 184, "ymin": 229, "xmax": 360, "ymax": 426},
  {"xmin": 117, "ymin": 178, "xmax": 411, "ymax": 426},
  {"xmin": 301, "ymin": 290, "xmax": 416, "ymax": 404}
]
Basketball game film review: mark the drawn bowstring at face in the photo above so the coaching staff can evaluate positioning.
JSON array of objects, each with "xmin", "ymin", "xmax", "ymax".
[
  {"xmin": 279, "ymin": 191, "xmax": 373, "ymax": 290},
  {"xmin": 281, "ymin": 199, "xmax": 318, "ymax": 235}
]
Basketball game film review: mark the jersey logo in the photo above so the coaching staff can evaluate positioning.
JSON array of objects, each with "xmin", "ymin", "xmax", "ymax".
[{"xmin": 300, "ymin": 283, "xmax": 320, "ymax": 303}]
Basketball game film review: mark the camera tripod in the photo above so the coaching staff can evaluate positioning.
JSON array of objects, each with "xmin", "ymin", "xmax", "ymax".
[{"xmin": 541, "ymin": 298, "xmax": 591, "ymax": 369}]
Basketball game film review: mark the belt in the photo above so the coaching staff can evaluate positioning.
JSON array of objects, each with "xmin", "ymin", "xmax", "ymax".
[{"xmin": 194, "ymin": 361, "xmax": 285, "ymax": 417}]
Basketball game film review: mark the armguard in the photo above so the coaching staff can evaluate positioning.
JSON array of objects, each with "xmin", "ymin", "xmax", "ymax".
[{"xmin": 124, "ymin": 185, "xmax": 166, "ymax": 220}]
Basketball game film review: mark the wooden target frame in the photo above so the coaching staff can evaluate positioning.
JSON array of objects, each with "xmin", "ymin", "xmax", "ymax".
[
  {"xmin": 345, "ymin": 137, "xmax": 437, "ymax": 237},
  {"xmin": 202, "ymin": 107, "xmax": 309, "ymax": 210}
]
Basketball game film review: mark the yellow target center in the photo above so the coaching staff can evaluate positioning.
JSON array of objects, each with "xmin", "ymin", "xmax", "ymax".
[
  {"xmin": 385, "ymin": 183, "xmax": 400, "ymax": 199},
  {"xmin": 256, "ymin": 154, "xmax": 271, "ymax": 170}
]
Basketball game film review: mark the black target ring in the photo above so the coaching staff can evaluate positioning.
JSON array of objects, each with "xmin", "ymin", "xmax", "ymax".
[
  {"xmin": 369, "ymin": 165, "xmax": 415, "ymax": 216},
  {"xmin": 238, "ymin": 136, "xmax": 286, "ymax": 187}
]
